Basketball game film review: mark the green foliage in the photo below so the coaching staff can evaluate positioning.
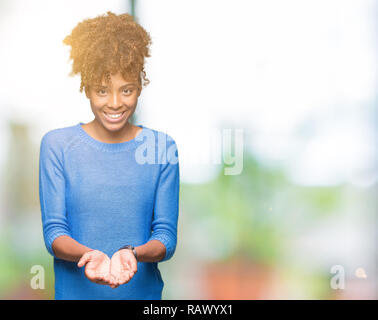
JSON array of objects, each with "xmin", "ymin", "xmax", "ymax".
[
  {"xmin": 181, "ymin": 153, "xmax": 287, "ymax": 264},
  {"xmin": 181, "ymin": 151, "xmax": 343, "ymax": 265}
]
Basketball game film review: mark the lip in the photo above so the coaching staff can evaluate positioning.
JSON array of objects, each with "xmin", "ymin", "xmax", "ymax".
[{"xmin": 103, "ymin": 111, "xmax": 126, "ymax": 123}]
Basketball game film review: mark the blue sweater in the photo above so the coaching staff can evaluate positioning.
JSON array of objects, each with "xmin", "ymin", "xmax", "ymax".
[{"xmin": 38, "ymin": 122, "xmax": 180, "ymax": 300}]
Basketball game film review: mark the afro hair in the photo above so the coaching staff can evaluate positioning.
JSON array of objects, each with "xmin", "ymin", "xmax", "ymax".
[{"xmin": 63, "ymin": 11, "xmax": 152, "ymax": 93}]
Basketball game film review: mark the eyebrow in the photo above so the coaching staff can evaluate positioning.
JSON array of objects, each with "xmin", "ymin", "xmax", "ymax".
[{"xmin": 95, "ymin": 84, "xmax": 137, "ymax": 89}]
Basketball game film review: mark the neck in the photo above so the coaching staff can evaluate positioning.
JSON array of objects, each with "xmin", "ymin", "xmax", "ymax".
[{"xmin": 90, "ymin": 119, "xmax": 135, "ymax": 143}]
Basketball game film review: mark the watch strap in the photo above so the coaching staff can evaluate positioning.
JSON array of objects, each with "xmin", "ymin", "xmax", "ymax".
[{"xmin": 118, "ymin": 244, "xmax": 138, "ymax": 261}]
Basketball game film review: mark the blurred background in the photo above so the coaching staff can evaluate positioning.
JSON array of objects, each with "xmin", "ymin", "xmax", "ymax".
[{"xmin": 0, "ymin": 0, "xmax": 377, "ymax": 299}]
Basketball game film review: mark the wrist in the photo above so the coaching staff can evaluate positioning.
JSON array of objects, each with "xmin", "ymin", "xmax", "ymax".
[{"xmin": 118, "ymin": 245, "xmax": 138, "ymax": 261}]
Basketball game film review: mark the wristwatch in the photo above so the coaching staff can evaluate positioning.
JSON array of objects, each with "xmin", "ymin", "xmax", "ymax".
[{"xmin": 118, "ymin": 244, "xmax": 138, "ymax": 261}]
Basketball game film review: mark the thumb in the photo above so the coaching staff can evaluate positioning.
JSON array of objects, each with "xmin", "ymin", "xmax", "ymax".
[{"xmin": 77, "ymin": 252, "xmax": 92, "ymax": 268}]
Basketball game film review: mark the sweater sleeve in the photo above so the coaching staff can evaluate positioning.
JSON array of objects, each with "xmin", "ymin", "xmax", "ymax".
[
  {"xmin": 148, "ymin": 137, "xmax": 180, "ymax": 262},
  {"xmin": 39, "ymin": 131, "xmax": 71, "ymax": 258}
]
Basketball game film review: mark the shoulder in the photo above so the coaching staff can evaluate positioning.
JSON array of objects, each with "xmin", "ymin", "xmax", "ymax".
[{"xmin": 40, "ymin": 123, "xmax": 79, "ymax": 153}]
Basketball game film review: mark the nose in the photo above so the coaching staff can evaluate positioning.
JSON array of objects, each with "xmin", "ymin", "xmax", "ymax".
[{"xmin": 108, "ymin": 92, "xmax": 122, "ymax": 108}]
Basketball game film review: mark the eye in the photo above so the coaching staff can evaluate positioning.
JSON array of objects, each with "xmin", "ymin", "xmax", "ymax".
[
  {"xmin": 123, "ymin": 88, "xmax": 133, "ymax": 95},
  {"xmin": 97, "ymin": 89, "xmax": 107, "ymax": 95}
]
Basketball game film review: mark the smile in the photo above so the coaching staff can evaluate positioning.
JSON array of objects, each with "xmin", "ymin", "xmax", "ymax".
[{"xmin": 103, "ymin": 111, "xmax": 126, "ymax": 122}]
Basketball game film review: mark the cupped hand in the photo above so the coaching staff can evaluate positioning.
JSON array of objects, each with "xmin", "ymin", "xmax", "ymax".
[
  {"xmin": 109, "ymin": 249, "xmax": 138, "ymax": 288},
  {"xmin": 77, "ymin": 250, "xmax": 113, "ymax": 285}
]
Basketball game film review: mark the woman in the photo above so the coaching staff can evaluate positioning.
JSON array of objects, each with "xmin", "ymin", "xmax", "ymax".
[{"xmin": 38, "ymin": 11, "xmax": 180, "ymax": 300}]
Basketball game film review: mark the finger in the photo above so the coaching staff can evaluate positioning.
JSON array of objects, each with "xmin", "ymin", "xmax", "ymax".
[
  {"xmin": 92, "ymin": 273, "xmax": 109, "ymax": 285},
  {"xmin": 124, "ymin": 273, "xmax": 131, "ymax": 284},
  {"xmin": 92, "ymin": 276, "xmax": 103, "ymax": 284},
  {"xmin": 85, "ymin": 268, "xmax": 96, "ymax": 280},
  {"xmin": 110, "ymin": 275, "xmax": 119, "ymax": 288},
  {"xmin": 104, "ymin": 275, "xmax": 118, "ymax": 288},
  {"xmin": 130, "ymin": 258, "xmax": 138, "ymax": 275},
  {"xmin": 77, "ymin": 252, "xmax": 92, "ymax": 268},
  {"xmin": 105, "ymin": 273, "xmax": 117, "ymax": 288},
  {"xmin": 128, "ymin": 268, "xmax": 135, "ymax": 279},
  {"xmin": 128, "ymin": 269, "xmax": 135, "ymax": 280},
  {"xmin": 109, "ymin": 282, "xmax": 119, "ymax": 289},
  {"xmin": 122, "ymin": 261, "xmax": 136, "ymax": 279},
  {"xmin": 101, "ymin": 271, "xmax": 114, "ymax": 282},
  {"xmin": 114, "ymin": 275, "xmax": 123, "ymax": 287},
  {"xmin": 120, "ymin": 260, "xmax": 133, "ymax": 276},
  {"xmin": 86, "ymin": 270, "xmax": 103, "ymax": 283},
  {"xmin": 109, "ymin": 269, "xmax": 119, "ymax": 284},
  {"xmin": 102, "ymin": 273, "xmax": 111, "ymax": 283},
  {"xmin": 118, "ymin": 272, "xmax": 131, "ymax": 285}
]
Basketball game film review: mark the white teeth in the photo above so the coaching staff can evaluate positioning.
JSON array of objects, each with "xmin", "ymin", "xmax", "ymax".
[{"xmin": 105, "ymin": 112, "xmax": 123, "ymax": 118}]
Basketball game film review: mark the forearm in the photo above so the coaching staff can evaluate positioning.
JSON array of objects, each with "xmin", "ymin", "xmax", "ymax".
[
  {"xmin": 134, "ymin": 240, "xmax": 166, "ymax": 262},
  {"xmin": 52, "ymin": 235, "xmax": 93, "ymax": 262}
]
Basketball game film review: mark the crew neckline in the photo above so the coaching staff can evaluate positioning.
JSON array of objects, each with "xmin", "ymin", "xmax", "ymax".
[{"xmin": 75, "ymin": 122, "xmax": 145, "ymax": 152}]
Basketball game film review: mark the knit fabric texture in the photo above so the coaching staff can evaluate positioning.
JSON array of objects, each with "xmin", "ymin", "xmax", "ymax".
[{"xmin": 39, "ymin": 122, "xmax": 180, "ymax": 299}]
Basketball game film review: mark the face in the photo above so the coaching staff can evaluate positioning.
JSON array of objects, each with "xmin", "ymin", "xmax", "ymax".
[{"xmin": 85, "ymin": 72, "xmax": 141, "ymax": 132}]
